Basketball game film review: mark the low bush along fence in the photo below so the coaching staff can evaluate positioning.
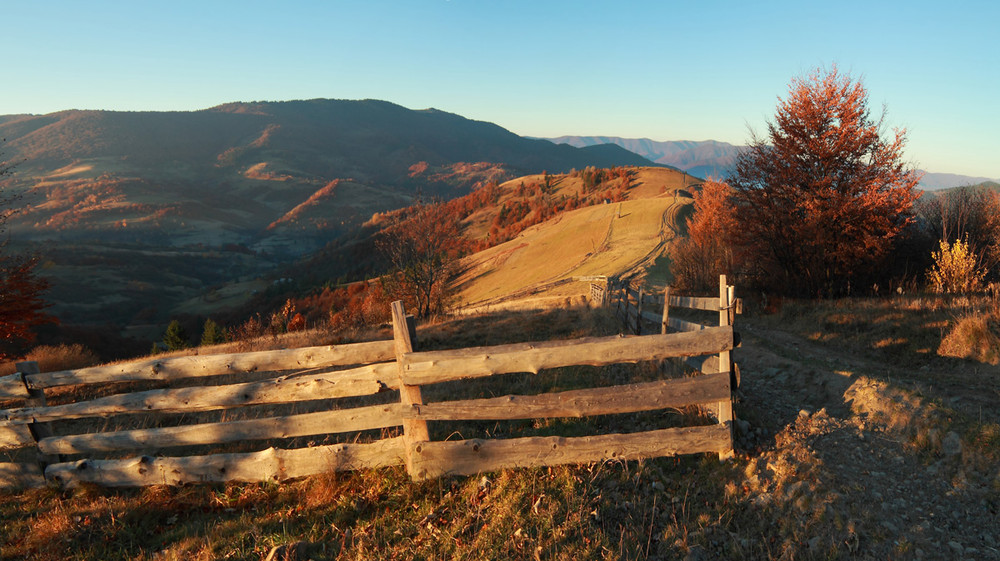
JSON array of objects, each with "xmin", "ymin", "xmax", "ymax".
[{"xmin": 1, "ymin": 290, "xmax": 737, "ymax": 490}]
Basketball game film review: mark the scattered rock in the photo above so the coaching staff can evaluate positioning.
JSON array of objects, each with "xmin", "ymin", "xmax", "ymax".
[
  {"xmin": 798, "ymin": 409, "xmax": 812, "ymax": 419},
  {"xmin": 948, "ymin": 541, "xmax": 964, "ymax": 556},
  {"xmin": 265, "ymin": 541, "xmax": 310, "ymax": 561},
  {"xmin": 942, "ymin": 432, "xmax": 963, "ymax": 457},
  {"xmin": 683, "ymin": 544, "xmax": 708, "ymax": 561},
  {"xmin": 736, "ymin": 419, "xmax": 752, "ymax": 435}
]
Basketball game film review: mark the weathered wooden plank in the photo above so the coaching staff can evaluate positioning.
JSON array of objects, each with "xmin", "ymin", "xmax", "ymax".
[
  {"xmin": 4, "ymin": 362, "xmax": 399, "ymax": 422},
  {"xmin": 405, "ymin": 373, "xmax": 731, "ymax": 421},
  {"xmin": 0, "ymin": 462, "xmax": 46, "ymax": 490},
  {"xmin": 0, "ymin": 421, "xmax": 34, "ymax": 450},
  {"xmin": 668, "ymin": 316, "xmax": 709, "ymax": 333},
  {"xmin": 0, "ymin": 373, "xmax": 29, "ymax": 400},
  {"xmin": 25, "ymin": 340, "xmax": 396, "ymax": 389},
  {"xmin": 716, "ymin": 275, "xmax": 734, "ymax": 460},
  {"xmin": 45, "ymin": 437, "xmax": 406, "ymax": 488},
  {"xmin": 17, "ymin": 361, "xmax": 61, "ymax": 467},
  {"xmin": 669, "ymin": 295, "xmax": 721, "ymax": 312},
  {"xmin": 392, "ymin": 302, "xmax": 429, "ymax": 481},
  {"xmin": 401, "ymin": 326, "xmax": 733, "ymax": 386},
  {"xmin": 661, "ymin": 286, "xmax": 670, "ymax": 335},
  {"xmin": 409, "ymin": 425, "xmax": 731, "ymax": 479},
  {"xmin": 640, "ymin": 310, "xmax": 708, "ymax": 333},
  {"xmin": 38, "ymin": 403, "xmax": 404, "ymax": 455}
]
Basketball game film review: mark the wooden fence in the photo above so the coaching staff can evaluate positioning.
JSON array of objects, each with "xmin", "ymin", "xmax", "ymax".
[
  {"xmin": 1, "ymin": 298, "xmax": 735, "ymax": 490},
  {"xmin": 604, "ymin": 275, "xmax": 740, "ymax": 416}
]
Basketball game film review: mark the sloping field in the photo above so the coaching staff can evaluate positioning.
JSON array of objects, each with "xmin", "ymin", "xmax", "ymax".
[{"xmin": 453, "ymin": 168, "xmax": 694, "ymax": 311}]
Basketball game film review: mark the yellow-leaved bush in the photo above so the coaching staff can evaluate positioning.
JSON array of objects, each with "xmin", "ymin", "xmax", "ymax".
[{"xmin": 927, "ymin": 238, "xmax": 986, "ymax": 294}]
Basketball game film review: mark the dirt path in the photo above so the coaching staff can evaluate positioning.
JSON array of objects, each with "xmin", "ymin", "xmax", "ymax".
[{"xmin": 735, "ymin": 322, "xmax": 1000, "ymax": 560}]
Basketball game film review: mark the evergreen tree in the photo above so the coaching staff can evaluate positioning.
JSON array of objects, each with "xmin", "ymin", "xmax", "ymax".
[
  {"xmin": 200, "ymin": 318, "xmax": 225, "ymax": 346},
  {"xmin": 163, "ymin": 320, "xmax": 189, "ymax": 351}
]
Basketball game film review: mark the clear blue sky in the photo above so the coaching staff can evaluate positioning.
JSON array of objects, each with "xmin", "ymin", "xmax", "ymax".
[{"xmin": 4, "ymin": 0, "xmax": 997, "ymax": 178}]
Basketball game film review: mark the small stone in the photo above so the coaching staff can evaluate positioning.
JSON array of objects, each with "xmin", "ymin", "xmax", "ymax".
[
  {"xmin": 265, "ymin": 541, "xmax": 309, "ymax": 561},
  {"xmin": 736, "ymin": 419, "xmax": 751, "ymax": 435},
  {"xmin": 942, "ymin": 432, "xmax": 963, "ymax": 457},
  {"xmin": 798, "ymin": 409, "xmax": 812, "ymax": 419},
  {"xmin": 684, "ymin": 545, "xmax": 708, "ymax": 561},
  {"xmin": 808, "ymin": 536, "xmax": 821, "ymax": 553},
  {"xmin": 947, "ymin": 541, "xmax": 963, "ymax": 555}
]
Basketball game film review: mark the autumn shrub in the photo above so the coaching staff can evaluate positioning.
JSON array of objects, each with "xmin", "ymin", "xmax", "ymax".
[
  {"xmin": 938, "ymin": 312, "xmax": 1000, "ymax": 364},
  {"xmin": 286, "ymin": 313, "xmax": 306, "ymax": 332},
  {"xmin": 917, "ymin": 186, "xmax": 1000, "ymax": 282},
  {"xmin": 927, "ymin": 238, "xmax": 985, "ymax": 294},
  {"xmin": 22, "ymin": 343, "xmax": 99, "ymax": 372}
]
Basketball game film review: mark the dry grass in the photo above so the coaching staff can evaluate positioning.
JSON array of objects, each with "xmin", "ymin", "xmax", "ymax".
[
  {"xmin": 0, "ymin": 344, "xmax": 100, "ymax": 376},
  {"xmin": 7, "ymin": 298, "xmax": 997, "ymax": 560},
  {"xmin": 938, "ymin": 312, "xmax": 1000, "ymax": 364},
  {"xmin": 752, "ymin": 292, "xmax": 1000, "ymax": 468},
  {"xmin": 453, "ymin": 168, "xmax": 691, "ymax": 311},
  {"xmin": 0, "ymin": 306, "xmax": 779, "ymax": 560}
]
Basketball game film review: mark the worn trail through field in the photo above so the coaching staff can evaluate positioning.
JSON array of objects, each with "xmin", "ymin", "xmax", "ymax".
[{"xmin": 735, "ymin": 323, "xmax": 1000, "ymax": 560}]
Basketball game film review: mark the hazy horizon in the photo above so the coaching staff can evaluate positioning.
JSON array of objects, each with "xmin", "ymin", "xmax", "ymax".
[{"xmin": 3, "ymin": 1, "xmax": 997, "ymax": 178}]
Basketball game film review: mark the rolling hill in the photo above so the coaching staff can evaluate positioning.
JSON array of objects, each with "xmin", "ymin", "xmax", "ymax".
[
  {"xmin": 0, "ymin": 100, "xmax": 656, "ymax": 350},
  {"xmin": 451, "ymin": 167, "xmax": 696, "ymax": 312}
]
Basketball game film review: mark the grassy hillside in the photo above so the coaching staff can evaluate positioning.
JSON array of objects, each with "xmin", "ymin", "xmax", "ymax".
[
  {"xmin": 0, "ymin": 101, "xmax": 658, "ymax": 350},
  {"xmin": 453, "ymin": 167, "xmax": 697, "ymax": 311},
  {"xmin": 4, "ymin": 294, "xmax": 997, "ymax": 560}
]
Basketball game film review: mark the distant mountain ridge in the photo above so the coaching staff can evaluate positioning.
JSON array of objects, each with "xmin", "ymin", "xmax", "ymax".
[
  {"xmin": 547, "ymin": 135, "xmax": 997, "ymax": 190},
  {"xmin": 0, "ymin": 99, "xmax": 655, "ymax": 336},
  {"xmin": 547, "ymin": 136, "xmax": 742, "ymax": 180}
]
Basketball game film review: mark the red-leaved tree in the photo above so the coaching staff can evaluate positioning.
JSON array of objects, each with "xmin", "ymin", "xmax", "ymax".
[
  {"xmin": 672, "ymin": 179, "xmax": 740, "ymax": 293},
  {"xmin": 0, "ymin": 143, "xmax": 53, "ymax": 358},
  {"xmin": 728, "ymin": 66, "xmax": 921, "ymax": 296},
  {"xmin": 376, "ymin": 201, "xmax": 466, "ymax": 318}
]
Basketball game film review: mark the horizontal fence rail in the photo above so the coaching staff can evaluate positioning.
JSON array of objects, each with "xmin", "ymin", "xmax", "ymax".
[
  {"xmin": 2, "ymin": 285, "xmax": 739, "ymax": 490},
  {"xmin": 21, "ymin": 341, "xmax": 396, "ymax": 390}
]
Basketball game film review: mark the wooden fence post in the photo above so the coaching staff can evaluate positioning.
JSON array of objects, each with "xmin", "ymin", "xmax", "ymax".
[
  {"xmin": 16, "ymin": 361, "xmax": 61, "ymax": 471},
  {"xmin": 716, "ymin": 276, "xmax": 734, "ymax": 459},
  {"xmin": 635, "ymin": 287, "xmax": 644, "ymax": 335},
  {"xmin": 391, "ymin": 301, "xmax": 430, "ymax": 479},
  {"xmin": 615, "ymin": 281, "xmax": 625, "ymax": 321},
  {"xmin": 661, "ymin": 286, "xmax": 671, "ymax": 334}
]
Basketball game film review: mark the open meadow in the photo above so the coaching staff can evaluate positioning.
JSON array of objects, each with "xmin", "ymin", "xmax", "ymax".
[{"xmin": 2, "ymin": 294, "xmax": 997, "ymax": 560}]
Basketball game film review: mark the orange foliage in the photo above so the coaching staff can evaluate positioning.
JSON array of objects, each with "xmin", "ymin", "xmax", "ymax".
[
  {"xmin": 286, "ymin": 313, "xmax": 306, "ymax": 332},
  {"xmin": 729, "ymin": 66, "xmax": 920, "ymax": 296},
  {"xmin": 0, "ymin": 255, "xmax": 55, "ymax": 359},
  {"xmin": 672, "ymin": 179, "xmax": 739, "ymax": 292}
]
